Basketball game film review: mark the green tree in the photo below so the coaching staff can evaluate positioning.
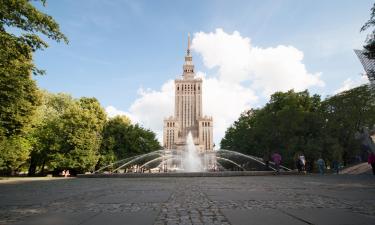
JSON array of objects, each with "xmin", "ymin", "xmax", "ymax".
[
  {"xmin": 320, "ymin": 85, "xmax": 375, "ymax": 164},
  {"xmin": 0, "ymin": 0, "xmax": 67, "ymax": 175},
  {"xmin": 0, "ymin": 0, "xmax": 68, "ymax": 136},
  {"xmin": 221, "ymin": 86, "xmax": 375, "ymax": 170},
  {"xmin": 28, "ymin": 91, "xmax": 74, "ymax": 175},
  {"xmin": 29, "ymin": 93, "xmax": 107, "ymax": 175},
  {"xmin": 98, "ymin": 116, "xmax": 161, "ymax": 169},
  {"xmin": 221, "ymin": 90, "xmax": 323, "ymax": 168},
  {"xmin": 0, "ymin": 135, "xmax": 31, "ymax": 175},
  {"xmin": 361, "ymin": 3, "xmax": 375, "ymax": 58},
  {"xmin": 56, "ymin": 97, "xmax": 106, "ymax": 173}
]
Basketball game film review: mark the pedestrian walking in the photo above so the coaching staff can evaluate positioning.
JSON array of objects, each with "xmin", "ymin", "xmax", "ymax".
[
  {"xmin": 368, "ymin": 152, "xmax": 375, "ymax": 175},
  {"xmin": 295, "ymin": 156, "xmax": 302, "ymax": 172},
  {"xmin": 263, "ymin": 152, "xmax": 270, "ymax": 171},
  {"xmin": 332, "ymin": 160, "xmax": 340, "ymax": 174},
  {"xmin": 299, "ymin": 155, "xmax": 306, "ymax": 172},
  {"xmin": 272, "ymin": 152, "xmax": 282, "ymax": 173},
  {"xmin": 317, "ymin": 157, "xmax": 325, "ymax": 175}
]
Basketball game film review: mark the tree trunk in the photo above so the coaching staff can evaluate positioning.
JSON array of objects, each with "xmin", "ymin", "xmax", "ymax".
[
  {"xmin": 28, "ymin": 157, "xmax": 37, "ymax": 176},
  {"xmin": 39, "ymin": 160, "xmax": 46, "ymax": 176}
]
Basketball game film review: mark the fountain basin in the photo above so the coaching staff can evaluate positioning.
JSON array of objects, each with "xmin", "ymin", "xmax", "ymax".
[{"xmin": 78, "ymin": 171, "xmax": 299, "ymax": 178}]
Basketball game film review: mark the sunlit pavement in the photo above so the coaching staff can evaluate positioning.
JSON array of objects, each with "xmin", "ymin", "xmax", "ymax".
[{"xmin": 1, "ymin": 175, "xmax": 374, "ymax": 225}]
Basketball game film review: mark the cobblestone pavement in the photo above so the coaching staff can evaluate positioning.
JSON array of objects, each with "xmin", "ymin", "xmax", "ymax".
[{"xmin": 0, "ymin": 175, "xmax": 374, "ymax": 225}]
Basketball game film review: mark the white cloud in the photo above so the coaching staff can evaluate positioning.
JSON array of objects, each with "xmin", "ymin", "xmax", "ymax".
[
  {"xmin": 334, "ymin": 75, "xmax": 369, "ymax": 94},
  {"xmin": 201, "ymin": 73, "xmax": 257, "ymax": 145},
  {"xmin": 248, "ymin": 45, "xmax": 324, "ymax": 96},
  {"xmin": 109, "ymin": 28, "xmax": 323, "ymax": 147},
  {"xmin": 127, "ymin": 80, "xmax": 175, "ymax": 142},
  {"xmin": 192, "ymin": 28, "xmax": 324, "ymax": 96},
  {"xmin": 105, "ymin": 105, "xmax": 130, "ymax": 118}
]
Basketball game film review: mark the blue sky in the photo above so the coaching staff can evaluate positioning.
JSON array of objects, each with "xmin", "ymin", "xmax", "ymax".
[{"xmin": 32, "ymin": 0, "xmax": 373, "ymax": 144}]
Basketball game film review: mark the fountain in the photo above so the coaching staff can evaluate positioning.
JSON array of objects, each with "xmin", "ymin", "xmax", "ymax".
[
  {"xmin": 84, "ymin": 131, "xmax": 292, "ymax": 177},
  {"xmin": 182, "ymin": 132, "xmax": 204, "ymax": 172}
]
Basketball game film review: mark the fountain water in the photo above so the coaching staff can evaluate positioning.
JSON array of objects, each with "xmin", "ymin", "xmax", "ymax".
[
  {"xmin": 182, "ymin": 132, "xmax": 204, "ymax": 172},
  {"xmin": 93, "ymin": 133, "xmax": 291, "ymax": 174}
]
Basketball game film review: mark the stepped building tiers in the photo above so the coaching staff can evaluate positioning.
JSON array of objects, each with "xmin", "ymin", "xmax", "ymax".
[{"xmin": 163, "ymin": 34, "xmax": 213, "ymax": 152}]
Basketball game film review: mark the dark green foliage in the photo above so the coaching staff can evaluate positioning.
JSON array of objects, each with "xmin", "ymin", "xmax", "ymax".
[
  {"xmin": 29, "ymin": 93, "xmax": 107, "ymax": 175},
  {"xmin": 98, "ymin": 116, "xmax": 161, "ymax": 169},
  {"xmin": 320, "ymin": 85, "xmax": 375, "ymax": 163},
  {"xmin": 27, "ymin": 92, "xmax": 161, "ymax": 175},
  {"xmin": 361, "ymin": 3, "xmax": 375, "ymax": 58},
  {"xmin": 221, "ymin": 86, "xmax": 375, "ymax": 169},
  {"xmin": 0, "ymin": 0, "xmax": 68, "ymax": 55},
  {"xmin": 0, "ymin": 0, "xmax": 67, "ymax": 135},
  {"xmin": 0, "ymin": 1, "xmax": 162, "ymax": 175},
  {"xmin": 0, "ymin": 68, "xmax": 41, "ymax": 136},
  {"xmin": 0, "ymin": 0, "xmax": 67, "ymax": 175},
  {"xmin": 0, "ymin": 135, "xmax": 31, "ymax": 175}
]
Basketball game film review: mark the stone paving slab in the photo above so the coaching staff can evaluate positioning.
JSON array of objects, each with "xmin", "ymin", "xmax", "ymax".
[
  {"xmin": 206, "ymin": 190, "xmax": 288, "ymax": 201},
  {"xmin": 221, "ymin": 209, "xmax": 306, "ymax": 225},
  {"xmin": 1, "ymin": 175, "xmax": 375, "ymax": 225},
  {"xmin": 286, "ymin": 208, "xmax": 375, "ymax": 225},
  {"xmin": 312, "ymin": 189, "xmax": 375, "ymax": 201},
  {"xmin": 91, "ymin": 193, "xmax": 138, "ymax": 204},
  {"xmin": 132, "ymin": 191, "xmax": 171, "ymax": 203},
  {"xmin": 82, "ymin": 211, "xmax": 158, "ymax": 225},
  {"xmin": 13, "ymin": 212, "xmax": 97, "ymax": 225},
  {"xmin": 12, "ymin": 211, "xmax": 158, "ymax": 225}
]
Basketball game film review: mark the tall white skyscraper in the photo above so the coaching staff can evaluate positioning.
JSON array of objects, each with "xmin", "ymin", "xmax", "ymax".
[{"xmin": 163, "ymin": 34, "xmax": 213, "ymax": 152}]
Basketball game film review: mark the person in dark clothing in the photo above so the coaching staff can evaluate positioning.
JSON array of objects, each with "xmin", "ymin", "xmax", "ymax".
[
  {"xmin": 272, "ymin": 152, "xmax": 282, "ymax": 173},
  {"xmin": 263, "ymin": 153, "xmax": 270, "ymax": 171},
  {"xmin": 332, "ymin": 160, "xmax": 340, "ymax": 174},
  {"xmin": 317, "ymin": 157, "xmax": 326, "ymax": 175},
  {"xmin": 368, "ymin": 152, "xmax": 375, "ymax": 175},
  {"xmin": 296, "ymin": 157, "xmax": 302, "ymax": 172}
]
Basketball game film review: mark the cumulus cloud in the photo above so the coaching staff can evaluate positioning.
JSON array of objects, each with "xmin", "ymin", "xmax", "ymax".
[
  {"xmin": 161, "ymin": 72, "xmax": 261, "ymax": 145},
  {"xmin": 334, "ymin": 75, "xmax": 369, "ymax": 94},
  {"xmin": 127, "ymin": 80, "xmax": 175, "ymax": 142},
  {"xmin": 200, "ymin": 73, "xmax": 257, "ymax": 145},
  {"xmin": 108, "ymin": 28, "xmax": 323, "ymax": 146},
  {"xmin": 105, "ymin": 105, "xmax": 130, "ymax": 118},
  {"xmin": 192, "ymin": 28, "xmax": 324, "ymax": 96}
]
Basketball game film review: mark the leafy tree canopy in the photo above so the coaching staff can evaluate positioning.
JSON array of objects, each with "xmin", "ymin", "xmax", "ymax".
[
  {"xmin": 29, "ymin": 92, "xmax": 107, "ymax": 175},
  {"xmin": 98, "ymin": 115, "xmax": 161, "ymax": 169},
  {"xmin": 361, "ymin": 3, "xmax": 375, "ymax": 58},
  {"xmin": 221, "ymin": 86, "xmax": 375, "ymax": 169},
  {"xmin": 0, "ymin": 0, "xmax": 67, "ymax": 136}
]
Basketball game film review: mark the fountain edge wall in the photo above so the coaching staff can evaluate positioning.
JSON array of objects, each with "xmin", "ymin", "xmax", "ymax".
[{"xmin": 77, "ymin": 171, "xmax": 300, "ymax": 178}]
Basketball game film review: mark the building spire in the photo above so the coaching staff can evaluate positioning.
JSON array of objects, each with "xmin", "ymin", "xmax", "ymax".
[
  {"xmin": 183, "ymin": 33, "xmax": 194, "ymax": 79},
  {"xmin": 187, "ymin": 33, "xmax": 191, "ymax": 55}
]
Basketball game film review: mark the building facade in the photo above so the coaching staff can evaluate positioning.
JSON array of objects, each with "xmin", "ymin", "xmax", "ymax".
[
  {"xmin": 163, "ymin": 34, "xmax": 213, "ymax": 152},
  {"xmin": 354, "ymin": 49, "xmax": 375, "ymax": 90}
]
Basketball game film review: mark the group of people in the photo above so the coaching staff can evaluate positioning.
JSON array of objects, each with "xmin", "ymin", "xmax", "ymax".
[
  {"xmin": 298, "ymin": 154, "xmax": 328, "ymax": 175},
  {"xmin": 61, "ymin": 170, "xmax": 70, "ymax": 177},
  {"xmin": 264, "ymin": 151, "xmax": 339, "ymax": 175}
]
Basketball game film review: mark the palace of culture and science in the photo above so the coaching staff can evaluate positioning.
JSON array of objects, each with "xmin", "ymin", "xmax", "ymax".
[{"xmin": 163, "ymin": 34, "xmax": 213, "ymax": 152}]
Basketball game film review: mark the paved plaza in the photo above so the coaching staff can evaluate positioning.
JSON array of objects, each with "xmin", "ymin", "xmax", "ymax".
[{"xmin": 0, "ymin": 175, "xmax": 374, "ymax": 225}]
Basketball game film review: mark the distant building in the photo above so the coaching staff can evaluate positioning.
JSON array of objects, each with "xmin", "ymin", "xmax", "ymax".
[{"xmin": 163, "ymin": 34, "xmax": 213, "ymax": 152}]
